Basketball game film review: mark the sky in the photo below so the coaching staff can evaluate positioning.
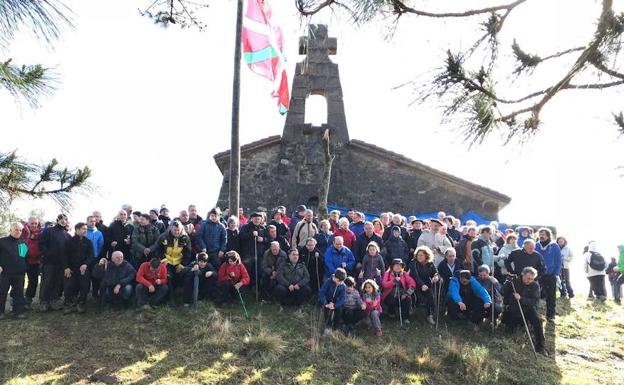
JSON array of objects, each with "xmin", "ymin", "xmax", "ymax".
[{"xmin": 3, "ymin": 0, "xmax": 624, "ymax": 289}]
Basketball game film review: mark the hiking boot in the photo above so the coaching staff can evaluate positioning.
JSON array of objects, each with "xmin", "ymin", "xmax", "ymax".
[
  {"xmin": 374, "ymin": 329, "xmax": 383, "ymax": 337},
  {"xmin": 39, "ymin": 303, "xmax": 50, "ymax": 312},
  {"xmin": 536, "ymin": 347, "xmax": 549, "ymax": 357},
  {"xmin": 63, "ymin": 305, "xmax": 75, "ymax": 315},
  {"xmin": 76, "ymin": 304, "xmax": 86, "ymax": 314},
  {"xmin": 426, "ymin": 315, "xmax": 435, "ymax": 325}
]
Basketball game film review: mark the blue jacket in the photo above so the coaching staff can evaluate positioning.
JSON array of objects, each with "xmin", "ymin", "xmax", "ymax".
[
  {"xmin": 349, "ymin": 222, "xmax": 365, "ymax": 238},
  {"xmin": 319, "ymin": 277, "xmax": 346, "ymax": 309},
  {"xmin": 535, "ymin": 241, "xmax": 562, "ymax": 275},
  {"xmin": 324, "ymin": 246, "xmax": 355, "ymax": 274},
  {"xmin": 86, "ymin": 227, "xmax": 104, "ymax": 259},
  {"xmin": 197, "ymin": 220, "xmax": 227, "ymax": 254},
  {"xmin": 447, "ymin": 276, "xmax": 491, "ymax": 305}
]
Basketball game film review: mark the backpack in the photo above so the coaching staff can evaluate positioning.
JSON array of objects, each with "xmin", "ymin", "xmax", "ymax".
[{"xmin": 589, "ymin": 251, "xmax": 606, "ymax": 271}]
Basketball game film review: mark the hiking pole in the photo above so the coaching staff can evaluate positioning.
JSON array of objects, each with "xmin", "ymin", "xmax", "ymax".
[
  {"xmin": 511, "ymin": 280, "xmax": 537, "ymax": 358},
  {"xmin": 491, "ymin": 261, "xmax": 496, "ymax": 331},
  {"xmin": 236, "ymin": 287, "xmax": 250, "ymax": 319},
  {"xmin": 192, "ymin": 255, "xmax": 199, "ymax": 308},
  {"xmin": 396, "ymin": 281, "xmax": 403, "ymax": 328},
  {"xmin": 254, "ymin": 235, "xmax": 259, "ymax": 302},
  {"xmin": 315, "ymin": 252, "xmax": 321, "ymax": 292},
  {"xmin": 325, "ymin": 285, "xmax": 339, "ymax": 329},
  {"xmin": 435, "ymin": 279, "xmax": 441, "ymax": 330}
]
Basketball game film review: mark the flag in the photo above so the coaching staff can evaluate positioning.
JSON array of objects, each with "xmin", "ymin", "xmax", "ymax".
[{"xmin": 242, "ymin": 0, "xmax": 289, "ymax": 115}]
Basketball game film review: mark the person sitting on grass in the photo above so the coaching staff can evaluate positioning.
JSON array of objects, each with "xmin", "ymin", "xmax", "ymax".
[
  {"xmin": 135, "ymin": 258, "xmax": 169, "ymax": 310},
  {"xmin": 446, "ymin": 270, "xmax": 492, "ymax": 331},
  {"xmin": 409, "ymin": 246, "xmax": 441, "ymax": 326},
  {"xmin": 361, "ymin": 279, "xmax": 383, "ymax": 337},
  {"xmin": 93, "ymin": 251, "xmax": 136, "ymax": 309},
  {"xmin": 319, "ymin": 267, "xmax": 347, "ymax": 334},
  {"xmin": 183, "ymin": 252, "xmax": 217, "ymax": 302},
  {"xmin": 216, "ymin": 251, "xmax": 250, "ymax": 305},
  {"xmin": 501, "ymin": 267, "xmax": 547, "ymax": 356},
  {"xmin": 341, "ymin": 276, "xmax": 366, "ymax": 334},
  {"xmin": 274, "ymin": 249, "xmax": 312, "ymax": 306},
  {"xmin": 381, "ymin": 258, "xmax": 415, "ymax": 326}
]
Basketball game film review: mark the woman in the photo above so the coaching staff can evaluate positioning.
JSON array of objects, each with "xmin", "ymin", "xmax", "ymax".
[
  {"xmin": 372, "ymin": 219, "xmax": 384, "ymax": 238},
  {"xmin": 584, "ymin": 241, "xmax": 607, "ymax": 302},
  {"xmin": 495, "ymin": 234, "xmax": 519, "ymax": 283},
  {"xmin": 334, "ymin": 217, "xmax": 356, "ymax": 250},
  {"xmin": 557, "ymin": 236, "xmax": 574, "ymax": 298},
  {"xmin": 408, "ymin": 246, "xmax": 440, "ymax": 325},
  {"xmin": 314, "ymin": 219, "xmax": 335, "ymax": 256}
]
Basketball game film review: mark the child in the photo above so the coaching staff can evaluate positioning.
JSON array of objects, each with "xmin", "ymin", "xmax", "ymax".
[
  {"xmin": 358, "ymin": 242, "xmax": 385, "ymax": 287},
  {"xmin": 341, "ymin": 277, "xmax": 366, "ymax": 333},
  {"xmin": 319, "ymin": 267, "xmax": 347, "ymax": 333},
  {"xmin": 216, "ymin": 251, "xmax": 250, "ymax": 305},
  {"xmin": 607, "ymin": 256, "xmax": 621, "ymax": 304},
  {"xmin": 361, "ymin": 279, "xmax": 383, "ymax": 336}
]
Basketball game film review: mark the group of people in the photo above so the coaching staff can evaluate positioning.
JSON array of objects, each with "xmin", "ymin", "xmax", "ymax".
[{"xmin": 0, "ymin": 204, "xmax": 617, "ymax": 357}]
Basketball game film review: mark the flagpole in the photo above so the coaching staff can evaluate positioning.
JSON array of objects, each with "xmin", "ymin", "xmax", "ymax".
[{"xmin": 229, "ymin": 0, "xmax": 243, "ymax": 218}]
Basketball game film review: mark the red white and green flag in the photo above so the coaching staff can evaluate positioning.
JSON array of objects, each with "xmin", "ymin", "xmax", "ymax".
[{"xmin": 242, "ymin": 0, "xmax": 289, "ymax": 115}]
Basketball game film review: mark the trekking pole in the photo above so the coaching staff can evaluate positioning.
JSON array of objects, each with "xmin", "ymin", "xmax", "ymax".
[
  {"xmin": 435, "ymin": 279, "xmax": 441, "ymax": 330},
  {"xmin": 396, "ymin": 282, "xmax": 403, "ymax": 328},
  {"xmin": 326, "ymin": 285, "xmax": 339, "ymax": 329},
  {"xmin": 254, "ymin": 235, "xmax": 259, "ymax": 302},
  {"xmin": 236, "ymin": 287, "xmax": 250, "ymax": 319},
  {"xmin": 315, "ymin": 252, "xmax": 321, "ymax": 292},
  {"xmin": 192, "ymin": 255, "xmax": 199, "ymax": 308},
  {"xmin": 511, "ymin": 280, "xmax": 537, "ymax": 358},
  {"xmin": 491, "ymin": 260, "xmax": 496, "ymax": 331}
]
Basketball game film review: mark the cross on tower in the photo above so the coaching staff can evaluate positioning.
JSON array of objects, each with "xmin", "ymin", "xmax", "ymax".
[{"xmin": 298, "ymin": 24, "xmax": 337, "ymax": 59}]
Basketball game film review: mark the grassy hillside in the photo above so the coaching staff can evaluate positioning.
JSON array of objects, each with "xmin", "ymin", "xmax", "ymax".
[{"xmin": 1, "ymin": 296, "xmax": 623, "ymax": 385}]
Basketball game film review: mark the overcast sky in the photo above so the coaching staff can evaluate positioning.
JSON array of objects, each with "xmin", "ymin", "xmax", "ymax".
[{"xmin": 4, "ymin": 0, "xmax": 624, "ymax": 287}]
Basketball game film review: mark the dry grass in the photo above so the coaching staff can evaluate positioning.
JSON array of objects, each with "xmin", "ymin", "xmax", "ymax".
[{"xmin": 1, "ymin": 296, "xmax": 623, "ymax": 385}]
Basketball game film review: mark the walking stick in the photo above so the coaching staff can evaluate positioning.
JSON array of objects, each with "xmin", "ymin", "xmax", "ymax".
[
  {"xmin": 396, "ymin": 280, "xmax": 404, "ymax": 328},
  {"xmin": 325, "ymin": 285, "xmax": 339, "ymax": 329},
  {"xmin": 491, "ymin": 259, "xmax": 496, "ymax": 331},
  {"xmin": 511, "ymin": 280, "xmax": 538, "ymax": 358},
  {"xmin": 254, "ymin": 235, "xmax": 259, "ymax": 302},
  {"xmin": 435, "ymin": 278, "xmax": 441, "ymax": 330},
  {"xmin": 236, "ymin": 287, "xmax": 250, "ymax": 319},
  {"xmin": 315, "ymin": 252, "xmax": 321, "ymax": 292},
  {"xmin": 192, "ymin": 255, "xmax": 199, "ymax": 308}
]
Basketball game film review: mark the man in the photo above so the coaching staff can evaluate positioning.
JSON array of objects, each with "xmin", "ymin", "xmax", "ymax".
[
  {"xmin": 262, "ymin": 224, "xmax": 290, "ymax": 254},
  {"xmin": 131, "ymin": 211, "xmax": 141, "ymax": 228},
  {"xmin": 62, "ymin": 222, "xmax": 94, "ymax": 314},
  {"xmin": 291, "ymin": 209, "xmax": 318, "ymax": 249},
  {"xmin": 349, "ymin": 212, "xmax": 366, "ymax": 238},
  {"xmin": 314, "ymin": 220, "xmax": 335, "ymax": 256},
  {"xmin": 131, "ymin": 213, "xmax": 160, "ymax": 266},
  {"xmin": 383, "ymin": 214, "xmax": 408, "ymax": 241},
  {"xmin": 354, "ymin": 222, "xmax": 383, "ymax": 269},
  {"xmin": 39, "ymin": 214, "xmax": 71, "ymax": 312},
  {"xmin": 447, "ymin": 270, "xmax": 492, "ymax": 330},
  {"xmin": 299, "ymin": 237, "xmax": 324, "ymax": 292},
  {"xmin": 534, "ymin": 228, "xmax": 561, "ymax": 322},
  {"xmin": 86, "ymin": 216, "xmax": 104, "ymax": 262},
  {"xmin": 418, "ymin": 219, "xmax": 451, "ymax": 265},
  {"xmin": 445, "ymin": 216, "xmax": 461, "ymax": 244},
  {"xmin": 347, "ymin": 208, "xmax": 357, "ymax": 223},
  {"xmin": 476, "ymin": 265, "xmax": 503, "ymax": 322},
  {"xmin": 382, "ymin": 226, "xmax": 410, "ymax": 266},
  {"xmin": 505, "ymin": 239, "xmax": 546, "ymax": 278},
  {"xmin": 502, "ymin": 267, "xmax": 547, "ymax": 355},
  {"xmin": 455, "ymin": 225, "xmax": 477, "ymax": 269},
  {"xmin": 122, "ymin": 204, "xmax": 133, "ymax": 218},
  {"xmin": 239, "ymin": 212, "xmax": 266, "ymax": 285},
  {"xmin": 0, "ymin": 223, "xmax": 28, "ymax": 319},
  {"xmin": 92, "ymin": 211, "xmax": 109, "ymax": 259},
  {"xmin": 274, "ymin": 249, "xmax": 312, "ymax": 306},
  {"xmin": 150, "ymin": 221, "xmax": 193, "ymax": 303},
  {"xmin": 471, "ymin": 226, "xmax": 495, "ymax": 272},
  {"xmin": 108, "ymin": 210, "xmax": 134, "ymax": 266},
  {"xmin": 93, "ymin": 251, "xmax": 136, "ymax": 308},
  {"xmin": 437, "ymin": 211, "xmax": 446, "ymax": 223},
  {"xmin": 188, "ymin": 204, "xmax": 203, "ymax": 225},
  {"xmin": 177, "ymin": 210, "xmax": 191, "ymax": 227},
  {"xmin": 159, "ymin": 206, "xmax": 171, "ymax": 229},
  {"xmin": 268, "ymin": 211, "xmax": 290, "ymax": 240},
  {"xmin": 437, "ymin": 248, "xmax": 462, "ymax": 299},
  {"xmin": 149, "ymin": 209, "xmax": 166, "ymax": 234},
  {"xmin": 324, "ymin": 236, "xmax": 356, "ymax": 280},
  {"xmin": 379, "ymin": 212, "xmax": 391, "ymax": 229},
  {"xmin": 135, "ymin": 258, "xmax": 169, "ymax": 309},
  {"xmin": 182, "ymin": 252, "xmax": 217, "ymax": 302},
  {"xmin": 22, "ymin": 217, "xmax": 42, "ymax": 308},
  {"xmin": 288, "ymin": 205, "xmax": 307, "ymax": 235},
  {"xmin": 261, "ymin": 241, "xmax": 287, "ymax": 299},
  {"xmin": 407, "ymin": 219, "xmax": 424, "ymax": 255},
  {"xmin": 584, "ymin": 240, "xmax": 607, "ymax": 302},
  {"xmin": 197, "ymin": 208, "xmax": 227, "ymax": 268}
]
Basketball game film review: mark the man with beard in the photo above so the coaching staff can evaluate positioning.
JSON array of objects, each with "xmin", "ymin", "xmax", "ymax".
[{"xmin": 534, "ymin": 228, "xmax": 561, "ymax": 322}]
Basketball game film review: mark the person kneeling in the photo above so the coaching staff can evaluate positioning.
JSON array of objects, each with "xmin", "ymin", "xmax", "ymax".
[
  {"xmin": 216, "ymin": 251, "xmax": 250, "ymax": 305},
  {"xmin": 93, "ymin": 251, "xmax": 136, "ymax": 309},
  {"xmin": 183, "ymin": 252, "xmax": 217, "ymax": 303},
  {"xmin": 502, "ymin": 267, "xmax": 547, "ymax": 355},
  {"xmin": 381, "ymin": 259, "xmax": 415, "ymax": 326},
  {"xmin": 319, "ymin": 268, "xmax": 347, "ymax": 333},
  {"xmin": 447, "ymin": 270, "xmax": 493, "ymax": 331},
  {"xmin": 341, "ymin": 277, "xmax": 366, "ymax": 334},
  {"xmin": 274, "ymin": 249, "xmax": 312, "ymax": 306},
  {"xmin": 136, "ymin": 258, "xmax": 169, "ymax": 310}
]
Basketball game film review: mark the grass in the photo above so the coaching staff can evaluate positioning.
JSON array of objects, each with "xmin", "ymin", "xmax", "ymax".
[{"xmin": 1, "ymin": 296, "xmax": 623, "ymax": 385}]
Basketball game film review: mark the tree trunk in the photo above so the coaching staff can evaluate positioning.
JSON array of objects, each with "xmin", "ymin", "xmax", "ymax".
[
  {"xmin": 228, "ymin": 0, "xmax": 243, "ymax": 216},
  {"xmin": 318, "ymin": 128, "xmax": 335, "ymax": 220}
]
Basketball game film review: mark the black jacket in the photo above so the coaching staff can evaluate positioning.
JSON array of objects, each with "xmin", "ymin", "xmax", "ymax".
[
  {"xmin": 108, "ymin": 220, "xmax": 134, "ymax": 256},
  {"xmin": 39, "ymin": 224, "xmax": 70, "ymax": 265},
  {"xmin": 437, "ymin": 260, "xmax": 461, "ymax": 285},
  {"xmin": 95, "ymin": 222, "xmax": 109, "ymax": 258},
  {"xmin": 64, "ymin": 235, "xmax": 94, "ymax": 270},
  {"xmin": 354, "ymin": 232, "xmax": 384, "ymax": 263},
  {"xmin": 239, "ymin": 223, "xmax": 266, "ymax": 260},
  {"xmin": 225, "ymin": 229, "xmax": 240, "ymax": 254},
  {"xmin": 505, "ymin": 249, "xmax": 546, "ymax": 276},
  {"xmin": 408, "ymin": 260, "xmax": 438, "ymax": 288},
  {"xmin": 93, "ymin": 260, "xmax": 136, "ymax": 288},
  {"xmin": 0, "ymin": 235, "xmax": 28, "ymax": 274},
  {"xmin": 381, "ymin": 235, "xmax": 410, "ymax": 265},
  {"xmin": 407, "ymin": 230, "xmax": 422, "ymax": 253},
  {"xmin": 502, "ymin": 277, "xmax": 540, "ymax": 311},
  {"xmin": 382, "ymin": 226, "xmax": 408, "ymax": 242}
]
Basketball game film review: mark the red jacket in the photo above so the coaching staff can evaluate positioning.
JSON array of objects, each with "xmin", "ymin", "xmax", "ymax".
[
  {"xmin": 334, "ymin": 228, "xmax": 356, "ymax": 249},
  {"xmin": 21, "ymin": 225, "xmax": 42, "ymax": 265},
  {"xmin": 136, "ymin": 262, "xmax": 168, "ymax": 288},
  {"xmin": 381, "ymin": 271, "xmax": 416, "ymax": 302},
  {"xmin": 217, "ymin": 262, "xmax": 250, "ymax": 286}
]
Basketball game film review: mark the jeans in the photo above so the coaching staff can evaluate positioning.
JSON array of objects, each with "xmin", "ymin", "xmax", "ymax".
[
  {"xmin": 63, "ymin": 269, "xmax": 91, "ymax": 305},
  {"xmin": 0, "ymin": 273, "xmax": 25, "ymax": 315},
  {"xmin": 366, "ymin": 309, "xmax": 382, "ymax": 331},
  {"xmin": 342, "ymin": 307, "xmax": 364, "ymax": 326},
  {"xmin": 384, "ymin": 295, "xmax": 410, "ymax": 321},
  {"xmin": 136, "ymin": 284, "xmax": 169, "ymax": 306},
  {"xmin": 541, "ymin": 274, "xmax": 557, "ymax": 319},
  {"xmin": 40, "ymin": 264, "xmax": 63, "ymax": 305},
  {"xmin": 560, "ymin": 268, "xmax": 574, "ymax": 297},
  {"xmin": 103, "ymin": 284, "xmax": 134, "ymax": 305}
]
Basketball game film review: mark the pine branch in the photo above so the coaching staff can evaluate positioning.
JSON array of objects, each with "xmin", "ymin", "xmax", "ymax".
[
  {"xmin": 592, "ymin": 60, "xmax": 624, "ymax": 80},
  {"xmin": 0, "ymin": 61, "xmax": 57, "ymax": 108},
  {"xmin": 392, "ymin": 0, "xmax": 528, "ymax": 18}
]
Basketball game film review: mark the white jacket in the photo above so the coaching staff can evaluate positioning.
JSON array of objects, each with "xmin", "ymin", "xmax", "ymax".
[
  {"xmin": 584, "ymin": 241, "xmax": 605, "ymax": 277},
  {"xmin": 560, "ymin": 245, "xmax": 573, "ymax": 269}
]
